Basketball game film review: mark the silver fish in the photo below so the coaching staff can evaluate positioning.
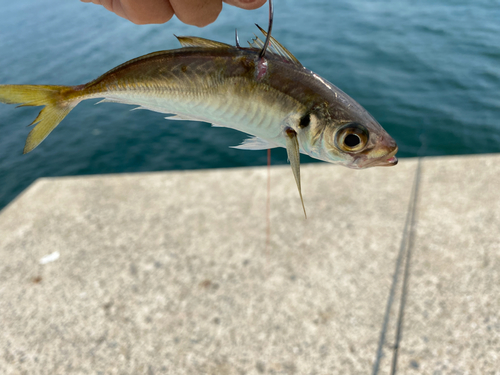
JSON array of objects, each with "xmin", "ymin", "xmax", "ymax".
[{"xmin": 0, "ymin": 3, "xmax": 397, "ymax": 216}]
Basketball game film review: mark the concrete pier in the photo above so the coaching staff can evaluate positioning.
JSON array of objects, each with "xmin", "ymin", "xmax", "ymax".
[{"xmin": 0, "ymin": 155, "xmax": 498, "ymax": 374}]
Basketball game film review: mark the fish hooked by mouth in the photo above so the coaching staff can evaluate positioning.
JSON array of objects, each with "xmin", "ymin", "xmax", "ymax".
[{"xmin": 0, "ymin": 0, "xmax": 397, "ymax": 216}]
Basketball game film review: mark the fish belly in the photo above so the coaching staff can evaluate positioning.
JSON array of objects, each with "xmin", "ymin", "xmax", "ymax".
[{"xmin": 90, "ymin": 77, "xmax": 295, "ymax": 145}]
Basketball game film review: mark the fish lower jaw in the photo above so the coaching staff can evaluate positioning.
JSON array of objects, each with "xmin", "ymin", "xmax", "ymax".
[
  {"xmin": 356, "ymin": 147, "xmax": 399, "ymax": 168},
  {"xmin": 382, "ymin": 155, "xmax": 398, "ymax": 166}
]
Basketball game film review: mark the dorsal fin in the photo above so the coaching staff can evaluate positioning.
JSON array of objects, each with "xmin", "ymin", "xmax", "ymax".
[
  {"xmin": 248, "ymin": 25, "xmax": 302, "ymax": 67},
  {"xmin": 175, "ymin": 36, "xmax": 234, "ymax": 49}
]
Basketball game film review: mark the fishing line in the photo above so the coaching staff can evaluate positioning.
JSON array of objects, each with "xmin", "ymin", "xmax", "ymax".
[{"xmin": 266, "ymin": 148, "xmax": 271, "ymax": 257}]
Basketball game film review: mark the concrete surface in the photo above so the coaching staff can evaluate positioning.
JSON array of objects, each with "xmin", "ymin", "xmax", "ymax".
[{"xmin": 0, "ymin": 155, "xmax": 498, "ymax": 374}]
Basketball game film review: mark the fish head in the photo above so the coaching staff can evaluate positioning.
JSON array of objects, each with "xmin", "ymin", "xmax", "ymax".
[
  {"xmin": 321, "ymin": 119, "xmax": 398, "ymax": 169},
  {"xmin": 306, "ymin": 88, "xmax": 398, "ymax": 169}
]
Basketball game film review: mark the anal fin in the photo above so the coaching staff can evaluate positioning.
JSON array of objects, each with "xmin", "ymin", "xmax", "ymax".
[
  {"xmin": 231, "ymin": 136, "xmax": 278, "ymax": 150},
  {"xmin": 165, "ymin": 114, "xmax": 200, "ymax": 121}
]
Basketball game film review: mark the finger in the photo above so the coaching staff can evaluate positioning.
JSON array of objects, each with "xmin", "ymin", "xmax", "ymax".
[
  {"xmin": 169, "ymin": 0, "xmax": 223, "ymax": 27},
  {"xmin": 82, "ymin": 0, "xmax": 130, "ymax": 20},
  {"xmin": 116, "ymin": 0, "xmax": 175, "ymax": 24},
  {"xmin": 81, "ymin": 0, "xmax": 174, "ymax": 25},
  {"xmin": 223, "ymin": 0, "xmax": 266, "ymax": 10}
]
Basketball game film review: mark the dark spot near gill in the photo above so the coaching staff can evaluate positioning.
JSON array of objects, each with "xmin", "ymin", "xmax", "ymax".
[
  {"xmin": 285, "ymin": 127, "xmax": 297, "ymax": 138},
  {"xmin": 181, "ymin": 65, "xmax": 187, "ymax": 73},
  {"xmin": 299, "ymin": 113, "xmax": 311, "ymax": 128},
  {"xmin": 32, "ymin": 276, "xmax": 42, "ymax": 284}
]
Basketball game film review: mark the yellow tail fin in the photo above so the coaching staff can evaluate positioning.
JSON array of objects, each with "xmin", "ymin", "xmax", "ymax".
[{"xmin": 0, "ymin": 84, "xmax": 79, "ymax": 153}]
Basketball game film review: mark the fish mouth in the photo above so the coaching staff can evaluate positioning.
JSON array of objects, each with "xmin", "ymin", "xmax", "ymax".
[
  {"xmin": 354, "ymin": 145, "xmax": 399, "ymax": 169},
  {"xmin": 377, "ymin": 153, "xmax": 398, "ymax": 167}
]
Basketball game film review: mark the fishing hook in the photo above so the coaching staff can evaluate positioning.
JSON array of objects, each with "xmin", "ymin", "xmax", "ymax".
[
  {"xmin": 235, "ymin": 28, "xmax": 241, "ymax": 48},
  {"xmin": 258, "ymin": 0, "xmax": 274, "ymax": 59}
]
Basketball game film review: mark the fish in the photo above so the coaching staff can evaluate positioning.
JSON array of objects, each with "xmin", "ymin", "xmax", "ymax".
[{"xmin": 0, "ymin": 11, "xmax": 398, "ymax": 217}]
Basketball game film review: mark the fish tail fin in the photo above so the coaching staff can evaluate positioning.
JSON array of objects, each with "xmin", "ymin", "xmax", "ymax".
[{"xmin": 0, "ymin": 84, "xmax": 82, "ymax": 153}]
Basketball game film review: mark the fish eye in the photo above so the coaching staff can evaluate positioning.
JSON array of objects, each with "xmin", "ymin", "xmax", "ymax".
[{"xmin": 335, "ymin": 123, "xmax": 369, "ymax": 152}]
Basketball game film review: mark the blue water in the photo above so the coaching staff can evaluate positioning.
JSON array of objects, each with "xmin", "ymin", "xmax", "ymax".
[{"xmin": 1, "ymin": 0, "xmax": 499, "ymax": 210}]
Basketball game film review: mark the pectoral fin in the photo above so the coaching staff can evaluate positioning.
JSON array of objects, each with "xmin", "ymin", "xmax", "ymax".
[{"xmin": 284, "ymin": 128, "xmax": 307, "ymax": 219}]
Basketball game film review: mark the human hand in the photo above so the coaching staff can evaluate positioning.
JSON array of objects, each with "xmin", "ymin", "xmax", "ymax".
[{"xmin": 80, "ymin": 0, "xmax": 267, "ymax": 27}]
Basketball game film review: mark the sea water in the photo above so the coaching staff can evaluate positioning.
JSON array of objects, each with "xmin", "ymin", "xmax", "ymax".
[{"xmin": 0, "ymin": 0, "xmax": 499, "ymax": 209}]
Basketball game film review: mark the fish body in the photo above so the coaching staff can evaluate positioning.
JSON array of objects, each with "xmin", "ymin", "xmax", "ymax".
[
  {"xmin": 0, "ymin": 31, "xmax": 397, "ymax": 165},
  {"xmin": 0, "ymin": 29, "xmax": 398, "ymax": 214}
]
